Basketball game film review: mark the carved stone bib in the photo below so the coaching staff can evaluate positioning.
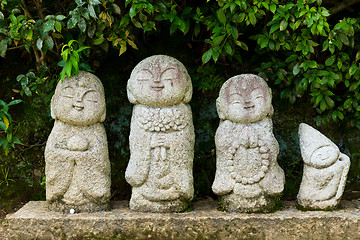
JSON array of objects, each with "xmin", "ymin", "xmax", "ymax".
[
  {"xmin": 226, "ymin": 126, "xmax": 270, "ymax": 185},
  {"xmin": 137, "ymin": 106, "xmax": 188, "ymax": 132}
]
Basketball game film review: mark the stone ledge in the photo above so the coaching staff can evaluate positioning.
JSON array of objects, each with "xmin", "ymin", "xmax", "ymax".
[{"xmin": 6, "ymin": 199, "xmax": 360, "ymax": 240}]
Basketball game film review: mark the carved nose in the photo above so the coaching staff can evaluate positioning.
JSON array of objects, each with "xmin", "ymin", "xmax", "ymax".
[{"xmin": 153, "ymin": 77, "xmax": 161, "ymax": 83}]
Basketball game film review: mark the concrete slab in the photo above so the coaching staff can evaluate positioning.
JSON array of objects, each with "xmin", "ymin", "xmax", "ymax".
[{"xmin": 6, "ymin": 199, "xmax": 360, "ymax": 240}]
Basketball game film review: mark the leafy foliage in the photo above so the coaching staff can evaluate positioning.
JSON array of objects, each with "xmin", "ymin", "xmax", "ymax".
[
  {"xmin": 0, "ymin": 0, "xmax": 359, "ymax": 201},
  {"xmin": 0, "ymin": 99, "xmax": 22, "ymax": 155}
]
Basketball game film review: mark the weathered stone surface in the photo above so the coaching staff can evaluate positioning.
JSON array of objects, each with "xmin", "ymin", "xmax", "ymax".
[
  {"xmin": 212, "ymin": 74, "xmax": 285, "ymax": 212},
  {"xmin": 298, "ymin": 123, "xmax": 351, "ymax": 210},
  {"xmin": 45, "ymin": 71, "xmax": 111, "ymax": 213},
  {"xmin": 126, "ymin": 55, "xmax": 194, "ymax": 212},
  {"xmin": 6, "ymin": 200, "xmax": 360, "ymax": 240}
]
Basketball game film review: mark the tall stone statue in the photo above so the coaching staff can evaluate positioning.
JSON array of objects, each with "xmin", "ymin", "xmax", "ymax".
[
  {"xmin": 212, "ymin": 74, "xmax": 285, "ymax": 212},
  {"xmin": 45, "ymin": 71, "xmax": 111, "ymax": 213},
  {"xmin": 297, "ymin": 123, "xmax": 350, "ymax": 209},
  {"xmin": 126, "ymin": 55, "xmax": 194, "ymax": 212}
]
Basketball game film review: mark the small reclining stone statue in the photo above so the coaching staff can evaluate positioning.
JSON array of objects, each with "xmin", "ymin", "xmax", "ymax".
[
  {"xmin": 297, "ymin": 123, "xmax": 350, "ymax": 209},
  {"xmin": 126, "ymin": 55, "xmax": 195, "ymax": 212},
  {"xmin": 45, "ymin": 71, "xmax": 111, "ymax": 213},
  {"xmin": 212, "ymin": 74, "xmax": 285, "ymax": 212}
]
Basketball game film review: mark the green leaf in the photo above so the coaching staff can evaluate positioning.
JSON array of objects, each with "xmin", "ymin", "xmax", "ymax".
[
  {"xmin": 202, "ymin": 49, "xmax": 212, "ymax": 64},
  {"xmin": 90, "ymin": 0, "xmax": 101, "ymax": 5},
  {"xmin": 0, "ymin": 40, "xmax": 8, "ymax": 58},
  {"xmin": 217, "ymin": 9, "xmax": 226, "ymax": 25},
  {"xmin": 248, "ymin": 12, "xmax": 256, "ymax": 26},
  {"xmin": 270, "ymin": 4, "xmax": 276, "ymax": 14},
  {"xmin": 93, "ymin": 35, "xmax": 104, "ymax": 45},
  {"xmin": 24, "ymin": 86, "xmax": 31, "ymax": 96},
  {"xmin": 65, "ymin": 60, "xmax": 72, "ymax": 78},
  {"xmin": 325, "ymin": 96, "xmax": 335, "ymax": 107},
  {"xmin": 212, "ymin": 48, "xmax": 220, "ymax": 62},
  {"xmin": 339, "ymin": 33, "xmax": 349, "ymax": 46},
  {"xmin": 293, "ymin": 63, "xmax": 300, "ymax": 75},
  {"xmin": 344, "ymin": 98, "xmax": 352, "ymax": 109},
  {"xmin": 320, "ymin": 99, "xmax": 327, "ymax": 111},
  {"xmin": 44, "ymin": 35, "xmax": 54, "ymax": 50},
  {"xmin": 337, "ymin": 111, "xmax": 344, "ymax": 120},
  {"xmin": 67, "ymin": 16, "xmax": 77, "ymax": 29},
  {"xmin": 88, "ymin": 4, "xmax": 97, "ymax": 18},
  {"xmin": 36, "ymin": 38, "xmax": 43, "ymax": 51},
  {"xmin": 79, "ymin": 62, "xmax": 92, "ymax": 72},
  {"xmin": 315, "ymin": 94, "xmax": 323, "ymax": 105},
  {"xmin": 55, "ymin": 21, "xmax": 62, "ymax": 32},
  {"xmin": 280, "ymin": 19, "xmax": 288, "ymax": 31},
  {"xmin": 16, "ymin": 74, "xmax": 25, "ymax": 82},
  {"xmin": 7, "ymin": 99, "xmax": 22, "ymax": 106},
  {"xmin": 0, "ymin": 122, "xmax": 6, "ymax": 131},
  {"xmin": 71, "ymin": 57, "xmax": 79, "ymax": 74},
  {"xmin": 78, "ymin": 17, "xmax": 86, "ymax": 32},
  {"xmin": 269, "ymin": 23, "xmax": 280, "ymax": 34},
  {"xmin": 77, "ymin": 46, "xmax": 90, "ymax": 52},
  {"xmin": 235, "ymin": 40, "xmax": 248, "ymax": 50},
  {"xmin": 349, "ymin": 64, "xmax": 357, "ymax": 76},
  {"xmin": 129, "ymin": 7, "xmax": 137, "ymax": 19},
  {"xmin": 112, "ymin": 3, "xmax": 121, "ymax": 15},
  {"xmin": 322, "ymin": 39, "xmax": 329, "ymax": 51},
  {"xmin": 119, "ymin": 44, "xmax": 127, "ymax": 56},
  {"xmin": 260, "ymin": 37, "xmax": 269, "ymax": 49},
  {"xmin": 44, "ymin": 20, "xmax": 56, "ymax": 32},
  {"xmin": 56, "ymin": 15, "xmax": 66, "ymax": 21},
  {"xmin": 286, "ymin": 54, "xmax": 298, "ymax": 63},
  {"xmin": 224, "ymin": 42, "xmax": 232, "ymax": 55},
  {"xmin": 325, "ymin": 55, "xmax": 336, "ymax": 66},
  {"xmin": 213, "ymin": 35, "xmax": 225, "ymax": 46}
]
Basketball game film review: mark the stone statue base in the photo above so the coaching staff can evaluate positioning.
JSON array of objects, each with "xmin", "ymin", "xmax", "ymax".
[
  {"xmin": 7, "ymin": 200, "xmax": 360, "ymax": 240},
  {"xmin": 129, "ymin": 196, "xmax": 189, "ymax": 213},
  {"xmin": 221, "ymin": 194, "xmax": 277, "ymax": 213},
  {"xmin": 48, "ymin": 201, "xmax": 110, "ymax": 214}
]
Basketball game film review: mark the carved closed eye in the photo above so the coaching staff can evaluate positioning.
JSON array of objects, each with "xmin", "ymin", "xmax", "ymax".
[
  {"xmin": 62, "ymin": 86, "xmax": 74, "ymax": 98},
  {"xmin": 161, "ymin": 68, "xmax": 177, "ymax": 81},
  {"xmin": 137, "ymin": 69, "xmax": 153, "ymax": 81},
  {"xmin": 229, "ymin": 93, "xmax": 244, "ymax": 103},
  {"xmin": 83, "ymin": 90, "xmax": 99, "ymax": 103},
  {"xmin": 251, "ymin": 89, "xmax": 265, "ymax": 100}
]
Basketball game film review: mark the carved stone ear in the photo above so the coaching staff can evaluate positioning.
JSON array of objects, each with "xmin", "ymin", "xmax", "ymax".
[
  {"xmin": 269, "ymin": 105, "xmax": 274, "ymax": 116},
  {"xmin": 127, "ymin": 83, "xmax": 138, "ymax": 104},
  {"xmin": 216, "ymin": 98, "xmax": 226, "ymax": 120},
  {"xmin": 50, "ymin": 95, "xmax": 57, "ymax": 120},
  {"xmin": 100, "ymin": 109, "xmax": 106, "ymax": 122},
  {"xmin": 183, "ymin": 84, "xmax": 193, "ymax": 103}
]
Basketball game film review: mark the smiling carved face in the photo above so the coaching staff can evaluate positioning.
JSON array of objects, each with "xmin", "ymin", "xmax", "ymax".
[
  {"xmin": 217, "ymin": 75, "xmax": 272, "ymax": 123},
  {"xmin": 51, "ymin": 71, "xmax": 106, "ymax": 126},
  {"xmin": 127, "ymin": 55, "xmax": 192, "ymax": 107}
]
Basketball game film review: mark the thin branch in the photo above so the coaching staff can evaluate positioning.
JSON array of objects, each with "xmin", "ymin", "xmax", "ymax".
[
  {"xmin": 33, "ymin": 0, "xmax": 45, "ymax": 19},
  {"xmin": 330, "ymin": 0, "xmax": 360, "ymax": 15},
  {"xmin": 8, "ymin": 45, "xmax": 25, "ymax": 50},
  {"xmin": 18, "ymin": 141, "xmax": 46, "ymax": 151},
  {"xmin": 20, "ymin": 0, "xmax": 33, "ymax": 18}
]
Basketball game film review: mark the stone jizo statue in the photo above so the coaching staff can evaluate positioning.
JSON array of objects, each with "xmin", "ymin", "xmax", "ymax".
[
  {"xmin": 126, "ymin": 55, "xmax": 195, "ymax": 212},
  {"xmin": 45, "ymin": 71, "xmax": 111, "ymax": 213},
  {"xmin": 297, "ymin": 123, "xmax": 350, "ymax": 209},
  {"xmin": 212, "ymin": 74, "xmax": 285, "ymax": 212}
]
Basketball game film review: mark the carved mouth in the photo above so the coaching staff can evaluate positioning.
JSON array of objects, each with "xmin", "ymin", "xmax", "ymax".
[
  {"xmin": 151, "ymin": 85, "xmax": 164, "ymax": 91},
  {"xmin": 244, "ymin": 105, "xmax": 255, "ymax": 109},
  {"xmin": 73, "ymin": 105, "xmax": 84, "ymax": 111}
]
